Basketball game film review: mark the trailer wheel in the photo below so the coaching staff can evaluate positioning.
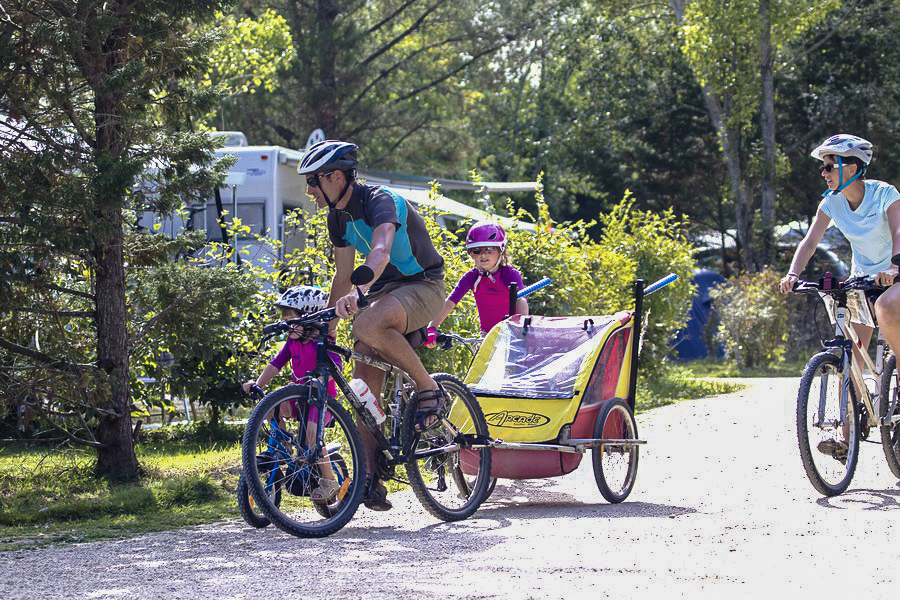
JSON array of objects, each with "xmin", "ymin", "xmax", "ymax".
[{"xmin": 591, "ymin": 399, "xmax": 639, "ymax": 503}]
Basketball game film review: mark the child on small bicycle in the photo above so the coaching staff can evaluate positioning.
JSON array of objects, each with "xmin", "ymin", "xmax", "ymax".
[
  {"xmin": 425, "ymin": 221, "xmax": 528, "ymax": 345},
  {"xmin": 242, "ymin": 285, "xmax": 340, "ymax": 505}
]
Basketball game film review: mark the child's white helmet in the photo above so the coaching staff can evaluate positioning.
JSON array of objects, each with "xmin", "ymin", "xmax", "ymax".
[{"xmin": 275, "ymin": 286, "xmax": 328, "ymax": 314}]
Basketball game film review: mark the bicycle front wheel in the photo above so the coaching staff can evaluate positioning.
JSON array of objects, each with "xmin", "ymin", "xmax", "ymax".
[
  {"xmin": 402, "ymin": 373, "xmax": 492, "ymax": 522},
  {"xmin": 879, "ymin": 354, "xmax": 900, "ymax": 479},
  {"xmin": 241, "ymin": 384, "xmax": 366, "ymax": 538},
  {"xmin": 796, "ymin": 352, "xmax": 860, "ymax": 496}
]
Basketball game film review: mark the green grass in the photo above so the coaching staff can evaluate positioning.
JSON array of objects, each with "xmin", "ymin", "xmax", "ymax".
[
  {"xmin": 675, "ymin": 356, "xmax": 809, "ymax": 379},
  {"xmin": 0, "ymin": 439, "xmax": 242, "ymax": 551},
  {"xmin": 635, "ymin": 364, "xmax": 744, "ymax": 413}
]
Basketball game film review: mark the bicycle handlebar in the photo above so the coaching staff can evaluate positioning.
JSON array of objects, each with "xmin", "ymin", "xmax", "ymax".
[{"xmin": 792, "ymin": 273, "xmax": 889, "ymax": 294}]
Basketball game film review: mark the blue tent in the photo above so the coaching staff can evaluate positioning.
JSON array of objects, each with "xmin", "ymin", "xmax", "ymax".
[{"xmin": 672, "ymin": 270, "xmax": 725, "ymax": 360}]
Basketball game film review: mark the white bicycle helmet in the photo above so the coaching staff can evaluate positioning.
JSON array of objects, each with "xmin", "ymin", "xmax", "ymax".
[
  {"xmin": 810, "ymin": 134, "xmax": 873, "ymax": 164},
  {"xmin": 297, "ymin": 140, "xmax": 358, "ymax": 175},
  {"xmin": 275, "ymin": 286, "xmax": 328, "ymax": 314}
]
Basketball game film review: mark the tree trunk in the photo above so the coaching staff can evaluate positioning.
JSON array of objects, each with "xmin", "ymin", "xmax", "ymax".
[
  {"xmin": 759, "ymin": 0, "xmax": 777, "ymax": 267},
  {"xmin": 672, "ymin": 0, "xmax": 756, "ymax": 272},
  {"xmin": 93, "ymin": 80, "xmax": 138, "ymax": 479},
  {"xmin": 93, "ymin": 207, "xmax": 138, "ymax": 479}
]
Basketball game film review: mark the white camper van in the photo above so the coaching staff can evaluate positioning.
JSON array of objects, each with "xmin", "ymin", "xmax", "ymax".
[
  {"xmin": 139, "ymin": 138, "xmax": 313, "ymax": 269},
  {"xmin": 139, "ymin": 132, "xmax": 540, "ymax": 272}
]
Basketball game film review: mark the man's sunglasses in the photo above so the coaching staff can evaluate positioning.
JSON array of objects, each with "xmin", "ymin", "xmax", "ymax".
[
  {"xmin": 306, "ymin": 170, "xmax": 336, "ymax": 188},
  {"xmin": 821, "ymin": 163, "xmax": 845, "ymax": 173},
  {"xmin": 468, "ymin": 247, "xmax": 498, "ymax": 255}
]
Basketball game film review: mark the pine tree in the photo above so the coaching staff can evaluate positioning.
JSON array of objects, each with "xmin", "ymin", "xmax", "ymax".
[{"xmin": 0, "ymin": 0, "xmax": 234, "ymax": 479}]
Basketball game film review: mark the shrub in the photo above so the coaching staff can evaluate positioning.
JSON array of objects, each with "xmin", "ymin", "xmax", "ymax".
[{"xmin": 710, "ymin": 268, "xmax": 789, "ymax": 368}]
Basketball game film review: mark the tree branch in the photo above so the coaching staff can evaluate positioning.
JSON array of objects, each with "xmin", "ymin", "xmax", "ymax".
[
  {"xmin": 394, "ymin": 43, "xmax": 501, "ymax": 104},
  {"xmin": 339, "ymin": 34, "xmax": 469, "ymax": 121},
  {"xmin": 778, "ymin": 0, "xmax": 863, "ymax": 73},
  {"xmin": 128, "ymin": 293, "xmax": 189, "ymax": 353},
  {"xmin": 358, "ymin": 0, "xmax": 448, "ymax": 68},
  {"xmin": 28, "ymin": 399, "xmax": 102, "ymax": 448},
  {"xmin": 0, "ymin": 337, "xmax": 91, "ymax": 374},
  {"xmin": 359, "ymin": 0, "xmax": 418, "ymax": 39}
]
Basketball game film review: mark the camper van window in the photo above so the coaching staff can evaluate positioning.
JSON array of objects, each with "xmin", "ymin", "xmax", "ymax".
[{"xmin": 205, "ymin": 201, "xmax": 265, "ymax": 241}]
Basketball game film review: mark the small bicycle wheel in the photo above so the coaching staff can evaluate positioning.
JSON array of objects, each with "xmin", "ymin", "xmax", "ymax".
[
  {"xmin": 242, "ymin": 384, "xmax": 366, "ymax": 538},
  {"xmin": 237, "ymin": 472, "xmax": 277, "ymax": 528},
  {"xmin": 402, "ymin": 373, "xmax": 492, "ymax": 521},
  {"xmin": 796, "ymin": 352, "xmax": 860, "ymax": 496},
  {"xmin": 592, "ymin": 399, "xmax": 639, "ymax": 503},
  {"xmin": 879, "ymin": 354, "xmax": 900, "ymax": 479}
]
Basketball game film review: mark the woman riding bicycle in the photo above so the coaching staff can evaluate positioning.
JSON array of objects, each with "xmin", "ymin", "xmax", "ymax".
[{"xmin": 780, "ymin": 134, "xmax": 900, "ymax": 369}]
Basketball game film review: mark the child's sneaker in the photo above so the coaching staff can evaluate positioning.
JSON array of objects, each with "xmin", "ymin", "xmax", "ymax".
[{"xmin": 310, "ymin": 478, "xmax": 340, "ymax": 505}]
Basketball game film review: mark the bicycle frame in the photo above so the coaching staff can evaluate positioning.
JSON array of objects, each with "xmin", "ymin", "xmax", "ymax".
[{"xmin": 818, "ymin": 289, "xmax": 896, "ymax": 429}]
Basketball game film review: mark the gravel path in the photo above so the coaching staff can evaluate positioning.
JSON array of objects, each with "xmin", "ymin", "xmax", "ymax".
[{"xmin": 3, "ymin": 377, "xmax": 900, "ymax": 599}]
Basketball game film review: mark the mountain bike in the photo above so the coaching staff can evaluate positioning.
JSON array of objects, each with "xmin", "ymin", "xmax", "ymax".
[
  {"xmin": 792, "ymin": 272, "xmax": 900, "ymax": 496},
  {"xmin": 241, "ymin": 266, "xmax": 493, "ymax": 538}
]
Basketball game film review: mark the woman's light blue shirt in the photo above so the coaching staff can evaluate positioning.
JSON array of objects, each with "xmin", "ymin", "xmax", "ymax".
[{"xmin": 818, "ymin": 179, "xmax": 900, "ymax": 276}]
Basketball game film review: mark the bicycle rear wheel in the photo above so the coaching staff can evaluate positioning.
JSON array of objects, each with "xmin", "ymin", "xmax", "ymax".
[
  {"xmin": 241, "ymin": 384, "xmax": 366, "ymax": 538},
  {"xmin": 592, "ymin": 399, "xmax": 639, "ymax": 503},
  {"xmin": 402, "ymin": 373, "xmax": 492, "ymax": 521},
  {"xmin": 237, "ymin": 472, "xmax": 276, "ymax": 528},
  {"xmin": 879, "ymin": 354, "xmax": 900, "ymax": 479},
  {"xmin": 796, "ymin": 352, "xmax": 860, "ymax": 496}
]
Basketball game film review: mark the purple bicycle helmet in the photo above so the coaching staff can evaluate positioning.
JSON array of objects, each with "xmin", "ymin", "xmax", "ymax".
[{"xmin": 466, "ymin": 221, "xmax": 507, "ymax": 251}]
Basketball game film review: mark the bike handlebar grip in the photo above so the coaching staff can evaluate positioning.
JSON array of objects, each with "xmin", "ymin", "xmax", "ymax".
[
  {"xmin": 518, "ymin": 277, "xmax": 553, "ymax": 298},
  {"xmin": 356, "ymin": 286, "xmax": 369, "ymax": 309},
  {"xmin": 644, "ymin": 273, "xmax": 677, "ymax": 296},
  {"xmin": 250, "ymin": 384, "xmax": 264, "ymax": 400},
  {"xmin": 262, "ymin": 323, "xmax": 283, "ymax": 335},
  {"xmin": 892, "ymin": 253, "xmax": 900, "ymax": 267}
]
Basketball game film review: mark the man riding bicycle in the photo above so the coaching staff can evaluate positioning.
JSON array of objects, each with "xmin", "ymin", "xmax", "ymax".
[
  {"xmin": 780, "ymin": 134, "xmax": 900, "ymax": 456},
  {"xmin": 298, "ymin": 140, "xmax": 448, "ymax": 511}
]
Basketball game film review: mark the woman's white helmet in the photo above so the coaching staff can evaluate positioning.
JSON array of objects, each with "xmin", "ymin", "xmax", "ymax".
[
  {"xmin": 810, "ymin": 134, "xmax": 873, "ymax": 165},
  {"xmin": 275, "ymin": 286, "xmax": 328, "ymax": 314}
]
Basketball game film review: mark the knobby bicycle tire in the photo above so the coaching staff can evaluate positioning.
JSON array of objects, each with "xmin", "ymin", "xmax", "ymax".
[
  {"xmin": 796, "ymin": 352, "xmax": 860, "ymax": 496},
  {"xmin": 241, "ymin": 384, "xmax": 366, "ymax": 538},
  {"xmin": 879, "ymin": 354, "xmax": 900, "ymax": 479},
  {"xmin": 402, "ymin": 373, "xmax": 492, "ymax": 521},
  {"xmin": 237, "ymin": 472, "xmax": 273, "ymax": 528}
]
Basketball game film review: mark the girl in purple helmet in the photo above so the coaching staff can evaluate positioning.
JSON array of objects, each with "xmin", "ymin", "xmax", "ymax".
[{"xmin": 426, "ymin": 221, "xmax": 529, "ymax": 344}]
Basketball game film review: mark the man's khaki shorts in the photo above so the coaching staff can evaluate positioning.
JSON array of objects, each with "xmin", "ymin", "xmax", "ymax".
[{"xmin": 352, "ymin": 277, "xmax": 445, "ymax": 339}]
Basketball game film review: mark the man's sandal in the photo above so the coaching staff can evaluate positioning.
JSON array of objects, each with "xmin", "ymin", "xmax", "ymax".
[{"xmin": 412, "ymin": 386, "xmax": 450, "ymax": 432}]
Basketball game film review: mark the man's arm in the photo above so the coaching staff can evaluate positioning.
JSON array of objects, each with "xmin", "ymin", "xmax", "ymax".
[
  {"xmin": 358, "ymin": 222, "xmax": 395, "ymax": 294},
  {"xmin": 329, "ymin": 245, "xmax": 355, "ymax": 330}
]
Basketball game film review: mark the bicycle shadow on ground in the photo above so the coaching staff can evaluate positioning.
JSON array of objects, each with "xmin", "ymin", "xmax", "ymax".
[
  {"xmin": 815, "ymin": 483, "xmax": 900, "ymax": 511},
  {"xmin": 471, "ymin": 478, "xmax": 696, "ymax": 523}
]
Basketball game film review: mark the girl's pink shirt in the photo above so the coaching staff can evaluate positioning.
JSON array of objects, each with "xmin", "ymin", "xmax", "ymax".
[
  {"xmin": 269, "ymin": 337, "xmax": 339, "ymax": 398},
  {"xmin": 447, "ymin": 265, "xmax": 525, "ymax": 333}
]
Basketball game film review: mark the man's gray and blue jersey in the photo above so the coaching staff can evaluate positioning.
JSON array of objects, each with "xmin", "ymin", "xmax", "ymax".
[{"xmin": 327, "ymin": 183, "xmax": 444, "ymax": 292}]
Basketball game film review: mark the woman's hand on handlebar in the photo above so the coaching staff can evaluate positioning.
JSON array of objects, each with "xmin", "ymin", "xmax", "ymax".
[
  {"xmin": 874, "ymin": 267, "xmax": 899, "ymax": 287},
  {"xmin": 779, "ymin": 273, "xmax": 799, "ymax": 294}
]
